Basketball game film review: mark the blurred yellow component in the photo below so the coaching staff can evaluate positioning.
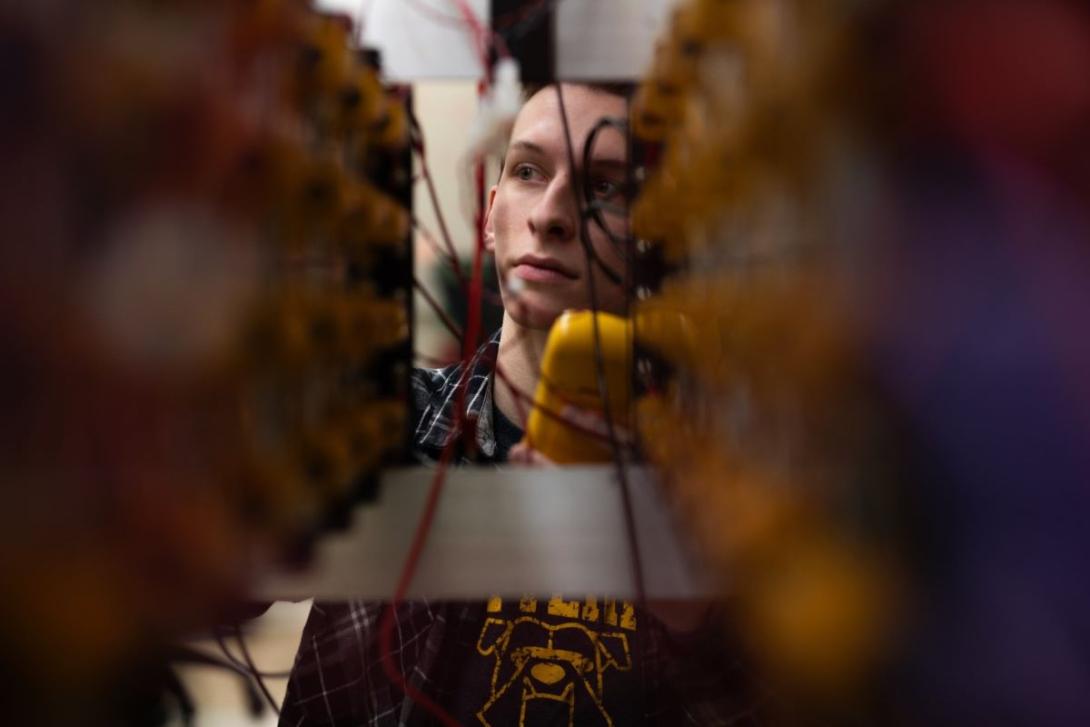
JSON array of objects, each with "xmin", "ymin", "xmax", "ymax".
[
  {"xmin": 630, "ymin": 173, "xmax": 690, "ymax": 261},
  {"xmin": 346, "ymin": 296, "xmax": 409, "ymax": 357},
  {"xmin": 298, "ymin": 425, "xmax": 355, "ymax": 499},
  {"xmin": 335, "ymin": 64, "xmax": 385, "ymax": 135},
  {"xmin": 635, "ymin": 279, "xmax": 734, "ymax": 385},
  {"xmin": 636, "ymin": 272, "xmax": 853, "ymax": 404},
  {"xmin": 649, "ymin": 40, "xmax": 700, "ymax": 97},
  {"xmin": 634, "ymin": 392, "xmax": 688, "ymax": 469},
  {"xmin": 250, "ymin": 295, "xmax": 310, "ymax": 368},
  {"xmin": 254, "ymin": 150, "xmax": 348, "ymax": 249},
  {"xmin": 243, "ymin": 291, "xmax": 407, "ymax": 370},
  {"xmin": 634, "ymin": 399, "xmax": 667, "ymax": 462},
  {"xmin": 288, "ymin": 396, "xmax": 408, "ymax": 508},
  {"xmin": 630, "ymin": 81, "xmax": 684, "ymax": 142},
  {"xmin": 680, "ymin": 140, "xmax": 756, "ymax": 219},
  {"xmin": 294, "ymin": 13, "xmax": 352, "ymax": 102},
  {"xmin": 1, "ymin": 2, "xmax": 414, "ymax": 720},
  {"xmin": 339, "ymin": 183, "xmax": 410, "ymax": 251},
  {"xmin": 228, "ymin": 135, "xmax": 308, "ymax": 216},
  {"xmin": 315, "ymin": 294, "xmax": 409, "ymax": 363},
  {"xmin": 238, "ymin": 455, "xmax": 323, "ymax": 535},
  {"xmin": 744, "ymin": 535, "xmax": 894, "ymax": 696},
  {"xmin": 672, "ymin": 0, "xmax": 745, "ymax": 48},
  {"xmin": 376, "ymin": 98, "xmax": 409, "ymax": 149},
  {"xmin": 12, "ymin": 547, "xmax": 134, "ymax": 688},
  {"xmin": 526, "ymin": 311, "xmax": 632, "ymax": 464},
  {"xmin": 630, "ymin": 105, "xmax": 669, "ymax": 143},
  {"xmin": 623, "ymin": 0, "xmax": 906, "ymax": 710},
  {"xmin": 229, "ymin": 0, "xmax": 304, "ymax": 56},
  {"xmin": 659, "ymin": 438, "xmax": 895, "ymax": 696},
  {"xmin": 297, "ymin": 155, "xmax": 347, "ymax": 229},
  {"xmin": 345, "ymin": 399, "xmax": 407, "ymax": 470},
  {"xmin": 701, "ymin": 463, "xmax": 798, "ymax": 566},
  {"xmin": 633, "ymin": 305, "xmax": 700, "ymax": 370}
]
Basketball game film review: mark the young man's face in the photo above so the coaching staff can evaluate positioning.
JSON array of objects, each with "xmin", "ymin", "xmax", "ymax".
[{"xmin": 485, "ymin": 84, "xmax": 629, "ymax": 331}]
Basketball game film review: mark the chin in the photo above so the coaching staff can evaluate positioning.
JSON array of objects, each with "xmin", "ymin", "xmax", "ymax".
[
  {"xmin": 523, "ymin": 309, "xmax": 565, "ymax": 332},
  {"xmin": 507, "ymin": 295, "xmax": 567, "ymax": 332}
]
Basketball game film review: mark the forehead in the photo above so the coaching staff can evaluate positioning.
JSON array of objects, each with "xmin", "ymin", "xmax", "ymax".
[{"xmin": 510, "ymin": 84, "xmax": 627, "ymax": 155}]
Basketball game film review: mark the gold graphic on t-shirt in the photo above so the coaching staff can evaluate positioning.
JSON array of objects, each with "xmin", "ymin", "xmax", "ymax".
[
  {"xmin": 474, "ymin": 596, "xmax": 635, "ymax": 727},
  {"xmin": 547, "ymin": 596, "xmax": 581, "ymax": 619}
]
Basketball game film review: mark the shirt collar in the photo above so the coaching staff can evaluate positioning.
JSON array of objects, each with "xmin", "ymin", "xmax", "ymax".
[{"xmin": 419, "ymin": 328, "xmax": 502, "ymax": 459}]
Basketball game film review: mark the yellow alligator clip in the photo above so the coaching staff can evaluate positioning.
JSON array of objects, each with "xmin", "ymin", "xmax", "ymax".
[{"xmin": 525, "ymin": 311, "xmax": 632, "ymax": 464}]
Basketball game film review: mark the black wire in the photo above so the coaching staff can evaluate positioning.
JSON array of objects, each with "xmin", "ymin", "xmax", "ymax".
[
  {"xmin": 162, "ymin": 666, "xmax": 197, "ymax": 726},
  {"xmin": 234, "ymin": 624, "xmax": 282, "ymax": 715},
  {"xmin": 212, "ymin": 627, "xmax": 293, "ymax": 680},
  {"xmin": 407, "ymin": 109, "xmax": 468, "ymax": 294},
  {"xmin": 585, "ymin": 199, "xmax": 628, "ymax": 217},
  {"xmin": 171, "ymin": 645, "xmax": 266, "ymax": 717},
  {"xmin": 560, "ymin": 119, "xmax": 626, "ymax": 285},
  {"xmin": 401, "ymin": 0, "xmax": 563, "ymax": 42},
  {"xmin": 410, "ymin": 214, "xmax": 466, "ymax": 284},
  {"xmin": 498, "ymin": 0, "xmax": 566, "ymax": 43},
  {"xmin": 553, "ymin": 84, "xmax": 647, "ymax": 605},
  {"xmin": 581, "ymin": 115, "xmax": 634, "ymax": 252},
  {"xmin": 414, "ymin": 275, "xmax": 466, "ymax": 342}
]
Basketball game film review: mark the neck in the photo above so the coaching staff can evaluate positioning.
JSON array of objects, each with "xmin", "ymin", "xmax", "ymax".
[{"xmin": 494, "ymin": 310, "xmax": 551, "ymax": 429}]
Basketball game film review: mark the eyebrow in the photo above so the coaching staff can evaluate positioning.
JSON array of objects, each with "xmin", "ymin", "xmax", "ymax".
[
  {"xmin": 508, "ymin": 139, "xmax": 627, "ymax": 169},
  {"xmin": 508, "ymin": 140, "xmax": 546, "ymax": 155},
  {"xmin": 587, "ymin": 158, "xmax": 627, "ymax": 170}
]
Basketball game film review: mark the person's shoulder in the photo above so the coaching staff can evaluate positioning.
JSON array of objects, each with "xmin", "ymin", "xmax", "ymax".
[
  {"xmin": 410, "ymin": 361, "xmax": 467, "ymax": 460},
  {"xmin": 412, "ymin": 329, "xmax": 501, "ymax": 406},
  {"xmin": 411, "ymin": 360, "xmax": 464, "ymax": 407}
]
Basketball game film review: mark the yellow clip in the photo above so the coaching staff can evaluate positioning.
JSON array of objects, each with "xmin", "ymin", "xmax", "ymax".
[{"xmin": 525, "ymin": 311, "xmax": 631, "ymax": 464}]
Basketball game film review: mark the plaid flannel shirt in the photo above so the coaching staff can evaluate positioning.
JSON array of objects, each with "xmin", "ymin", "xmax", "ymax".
[
  {"xmin": 411, "ymin": 330, "xmax": 506, "ymax": 464},
  {"xmin": 279, "ymin": 331, "xmax": 767, "ymax": 726}
]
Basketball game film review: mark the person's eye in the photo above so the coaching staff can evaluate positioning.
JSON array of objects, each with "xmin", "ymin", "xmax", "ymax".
[
  {"xmin": 513, "ymin": 164, "xmax": 542, "ymax": 182},
  {"xmin": 591, "ymin": 177, "xmax": 619, "ymax": 200}
]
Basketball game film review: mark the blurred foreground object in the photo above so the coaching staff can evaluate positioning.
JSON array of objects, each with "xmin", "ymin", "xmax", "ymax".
[
  {"xmin": 0, "ymin": 1, "xmax": 410, "ymax": 723},
  {"xmin": 631, "ymin": 0, "xmax": 1090, "ymax": 722}
]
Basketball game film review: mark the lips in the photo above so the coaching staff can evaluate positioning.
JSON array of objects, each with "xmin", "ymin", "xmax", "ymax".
[{"xmin": 512, "ymin": 254, "xmax": 578, "ymax": 283}]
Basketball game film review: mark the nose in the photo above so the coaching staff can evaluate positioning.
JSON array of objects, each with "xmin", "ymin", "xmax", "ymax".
[{"xmin": 528, "ymin": 171, "xmax": 578, "ymax": 242}]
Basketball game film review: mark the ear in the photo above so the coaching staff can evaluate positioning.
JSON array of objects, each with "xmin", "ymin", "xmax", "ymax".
[{"xmin": 483, "ymin": 185, "xmax": 498, "ymax": 253}]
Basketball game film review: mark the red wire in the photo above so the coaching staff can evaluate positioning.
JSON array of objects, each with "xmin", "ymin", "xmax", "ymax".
[
  {"xmin": 413, "ymin": 347, "xmax": 624, "ymax": 447},
  {"xmin": 409, "ymin": 126, "xmax": 469, "ymax": 295},
  {"xmin": 406, "ymin": 0, "xmax": 511, "ymax": 70},
  {"xmin": 495, "ymin": 0, "xmax": 552, "ymax": 30},
  {"xmin": 411, "ymin": 215, "xmax": 468, "ymax": 295},
  {"xmin": 411, "ymin": 255, "xmax": 628, "ymax": 447},
  {"xmin": 413, "ymin": 277, "xmax": 465, "ymax": 342},
  {"xmin": 376, "ymin": 265, "xmax": 479, "ymax": 727},
  {"xmin": 377, "ymin": 437, "xmax": 460, "ymax": 727},
  {"xmin": 447, "ymin": 0, "xmax": 492, "ymax": 70},
  {"xmin": 354, "ymin": 5, "xmax": 517, "ymax": 723},
  {"xmin": 407, "ymin": 0, "xmax": 550, "ymax": 31},
  {"xmin": 376, "ymin": 143, "xmax": 489, "ymax": 727},
  {"xmin": 404, "ymin": 0, "xmax": 465, "ymax": 28},
  {"xmin": 493, "ymin": 363, "xmax": 624, "ymax": 445},
  {"xmin": 373, "ymin": 10, "xmax": 528, "ymax": 703}
]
